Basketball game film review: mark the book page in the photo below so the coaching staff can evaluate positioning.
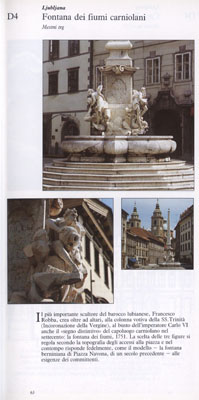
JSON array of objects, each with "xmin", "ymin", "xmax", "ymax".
[{"xmin": 1, "ymin": 0, "xmax": 199, "ymax": 399}]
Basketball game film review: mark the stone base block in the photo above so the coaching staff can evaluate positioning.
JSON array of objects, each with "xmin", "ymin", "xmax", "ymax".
[{"xmin": 68, "ymin": 155, "xmax": 106, "ymax": 162}]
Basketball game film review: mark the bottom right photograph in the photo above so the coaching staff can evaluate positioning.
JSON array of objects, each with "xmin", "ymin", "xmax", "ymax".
[{"xmin": 122, "ymin": 198, "xmax": 193, "ymax": 270}]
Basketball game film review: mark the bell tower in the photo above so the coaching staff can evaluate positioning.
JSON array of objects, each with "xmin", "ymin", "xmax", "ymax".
[
  {"xmin": 129, "ymin": 203, "xmax": 141, "ymax": 228},
  {"xmin": 151, "ymin": 199, "xmax": 165, "ymax": 238}
]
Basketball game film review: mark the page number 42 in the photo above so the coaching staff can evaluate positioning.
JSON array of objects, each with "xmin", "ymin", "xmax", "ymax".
[{"xmin": 7, "ymin": 13, "xmax": 18, "ymax": 20}]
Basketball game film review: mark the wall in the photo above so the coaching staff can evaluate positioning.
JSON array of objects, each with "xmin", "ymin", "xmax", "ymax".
[{"xmin": 43, "ymin": 40, "xmax": 91, "ymax": 154}]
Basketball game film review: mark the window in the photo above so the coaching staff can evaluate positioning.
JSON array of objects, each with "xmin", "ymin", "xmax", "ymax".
[
  {"xmin": 175, "ymin": 52, "xmax": 191, "ymax": 81},
  {"xmin": 68, "ymin": 40, "xmax": 80, "ymax": 56},
  {"xmin": 104, "ymin": 260, "xmax": 109, "ymax": 287},
  {"xmin": 146, "ymin": 57, "xmax": 160, "ymax": 85},
  {"xmin": 48, "ymin": 71, "xmax": 58, "ymax": 95},
  {"xmin": 85, "ymin": 235, "xmax": 90, "ymax": 264},
  {"xmin": 68, "ymin": 68, "xmax": 79, "ymax": 93},
  {"xmin": 49, "ymin": 40, "xmax": 59, "ymax": 60},
  {"xmin": 94, "ymin": 247, "xmax": 100, "ymax": 276}
]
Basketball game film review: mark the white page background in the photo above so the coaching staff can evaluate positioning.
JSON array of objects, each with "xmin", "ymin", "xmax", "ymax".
[{"xmin": 2, "ymin": 0, "xmax": 199, "ymax": 399}]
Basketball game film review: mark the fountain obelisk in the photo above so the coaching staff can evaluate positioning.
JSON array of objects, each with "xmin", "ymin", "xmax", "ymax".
[
  {"xmin": 158, "ymin": 208, "xmax": 181, "ymax": 267},
  {"xmin": 165, "ymin": 209, "xmax": 173, "ymax": 262}
]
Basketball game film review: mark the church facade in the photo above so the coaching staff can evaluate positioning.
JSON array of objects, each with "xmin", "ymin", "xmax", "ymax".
[{"xmin": 122, "ymin": 201, "xmax": 166, "ymax": 269}]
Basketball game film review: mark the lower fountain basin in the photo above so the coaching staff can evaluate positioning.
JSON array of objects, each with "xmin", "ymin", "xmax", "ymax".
[{"xmin": 61, "ymin": 136, "xmax": 177, "ymax": 163}]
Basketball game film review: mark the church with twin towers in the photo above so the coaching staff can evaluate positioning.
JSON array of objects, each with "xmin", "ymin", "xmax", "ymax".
[
  {"xmin": 128, "ymin": 200, "xmax": 168, "ymax": 239},
  {"xmin": 122, "ymin": 200, "xmax": 175, "ymax": 269}
]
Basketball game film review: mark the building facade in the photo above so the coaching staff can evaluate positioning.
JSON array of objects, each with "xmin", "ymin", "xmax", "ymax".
[
  {"xmin": 175, "ymin": 205, "xmax": 193, "ymax": 265},
  {"xmin": 126, "ymin": 227, "xmax": 165, "ymax": 267},
  {"xmin": 72, "ymin": 198, "xmax": 113, "ymax": 303},
  {"xmin": 121, "ymin": 209, "xmax": 128, "ymax": 269},
  {"xmin": 122, "ymin": 204, "xmax": 165, "ymax": 268},
  {"xmin": 126, "ymin": 228, "xmax": 148, "ymax": 267},
  {"xmin": 43, "ymin": 40, "xmax": 91, "ymax": 155}
]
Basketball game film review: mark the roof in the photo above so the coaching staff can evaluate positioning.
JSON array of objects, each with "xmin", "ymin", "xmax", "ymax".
[
  {"xmin": 127, "ymin": 227, "xmax": 164, "ymax": 245},
  {"xmin": 122, "ymin": 209, "xmax": 129, "ymax": 217},
  {"xmin": 179, "ymin": 205, "xmax": 193, "ymax": 221}
]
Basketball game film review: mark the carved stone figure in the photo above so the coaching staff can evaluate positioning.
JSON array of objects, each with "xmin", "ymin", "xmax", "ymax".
[
  {"xmin": 84, "ymin": 89, "xmax": 98, "ymax": 121},
  {"xmin": 125, "ymin": 87, "xmax": 148, "ymax": 135},
  {"xmin": 23, "ymin": 208, "xmax": 87, "ymax": 303},
  {"xmin": 84, "ymin": 85, "xmax": 110, "ymax": 132},
  {"xmin": 49, "ymin": 198, "xmax": 64, "ymax": 217},
  {"xmin": 107, "ymin": 116, "xmax": 131, "ymax": 136},
  {"xmin": 84, "ymin": 80, "xmax": 148, "ymax": 136}
]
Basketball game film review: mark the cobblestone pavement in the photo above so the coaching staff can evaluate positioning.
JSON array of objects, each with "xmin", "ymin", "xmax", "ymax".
[{"xmin": 128, "ymin": 264, "xmax": 193, "ymax": 270}]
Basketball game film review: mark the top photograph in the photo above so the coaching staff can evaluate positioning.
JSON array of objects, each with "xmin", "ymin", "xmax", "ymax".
[{"xmin": 43, "ymin": 40, "xmax": 194, "ymax": 191}]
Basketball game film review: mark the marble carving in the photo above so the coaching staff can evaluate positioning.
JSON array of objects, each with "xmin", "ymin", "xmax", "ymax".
[
  {"xmin": 85, "ymin": 84, "xmax": 148, "ymax": 136},
  {"xmin": 13, "ymin": 206, "xmax": 87, "ymax": 303}
]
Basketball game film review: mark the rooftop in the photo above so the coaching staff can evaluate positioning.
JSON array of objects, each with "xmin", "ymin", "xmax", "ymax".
[{"xmin": 127, "ymin": 227, "xmax": 164, "ymax": 245}]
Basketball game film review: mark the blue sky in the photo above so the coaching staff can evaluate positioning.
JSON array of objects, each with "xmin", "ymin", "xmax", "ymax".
[
  {"xmin": 100, "ymin": 198, "xmax": 113, "ymax": 209},
  {"xmin": 122, "ymin": 198, "xmax": 193, "ymax": 231}
]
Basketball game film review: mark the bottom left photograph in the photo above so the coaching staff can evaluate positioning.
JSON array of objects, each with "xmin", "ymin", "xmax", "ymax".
[{"xmin": 8, "ymin": 198, "xmax": 113, "ymax": 304}]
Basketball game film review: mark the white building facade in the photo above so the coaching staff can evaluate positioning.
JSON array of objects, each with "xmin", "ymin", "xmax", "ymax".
[
  {"xmin": 175, "ymin": 205, "xmax": 193, "ymax": 265},
  {"xmin": 43, "ymin": 40, "xmax": 91, "ymax": 155}
]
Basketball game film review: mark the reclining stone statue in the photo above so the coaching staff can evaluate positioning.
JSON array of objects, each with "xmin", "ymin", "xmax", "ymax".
[{"xmin": 22, "ymin": 208, "xmax": 87, "ymax": 303}]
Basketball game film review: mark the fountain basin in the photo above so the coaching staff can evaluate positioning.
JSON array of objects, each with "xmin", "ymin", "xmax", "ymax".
[{"xmin": 61, "ymin": 136, "xmax": 177, "ymax": 163}]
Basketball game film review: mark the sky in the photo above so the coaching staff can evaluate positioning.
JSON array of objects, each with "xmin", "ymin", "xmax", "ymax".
[
  {"xmin": 122, "ymin": 198, "xmax": 193, "ymax": 232},
  {"xmin": 100, "ymin": 198, "xmax": 113, "ymax": 209}
]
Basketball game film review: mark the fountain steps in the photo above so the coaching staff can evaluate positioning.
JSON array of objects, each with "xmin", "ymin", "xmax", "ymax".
[
  {"xmin": 43, "ymin": 160, "xmax": 194, "ymax": 190},
  {"xmin": 50, "ymin": 159, "xmax": 188, "ymax": 170},
  {"xmin": 44, "ymin": 161, "xmax": 193, "ymax": 175},
  {"xmin": 43, "ymin": 182, "xmax": 193, "ymax": 191},
  {"xmin": 43, "ymin": 170, "xmax": 193, "ymax": 182}
]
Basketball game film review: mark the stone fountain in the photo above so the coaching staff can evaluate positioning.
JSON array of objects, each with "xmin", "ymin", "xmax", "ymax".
[{"xmin": 43, "ymin": 40, "xmax": 194, "ymax": 190}]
